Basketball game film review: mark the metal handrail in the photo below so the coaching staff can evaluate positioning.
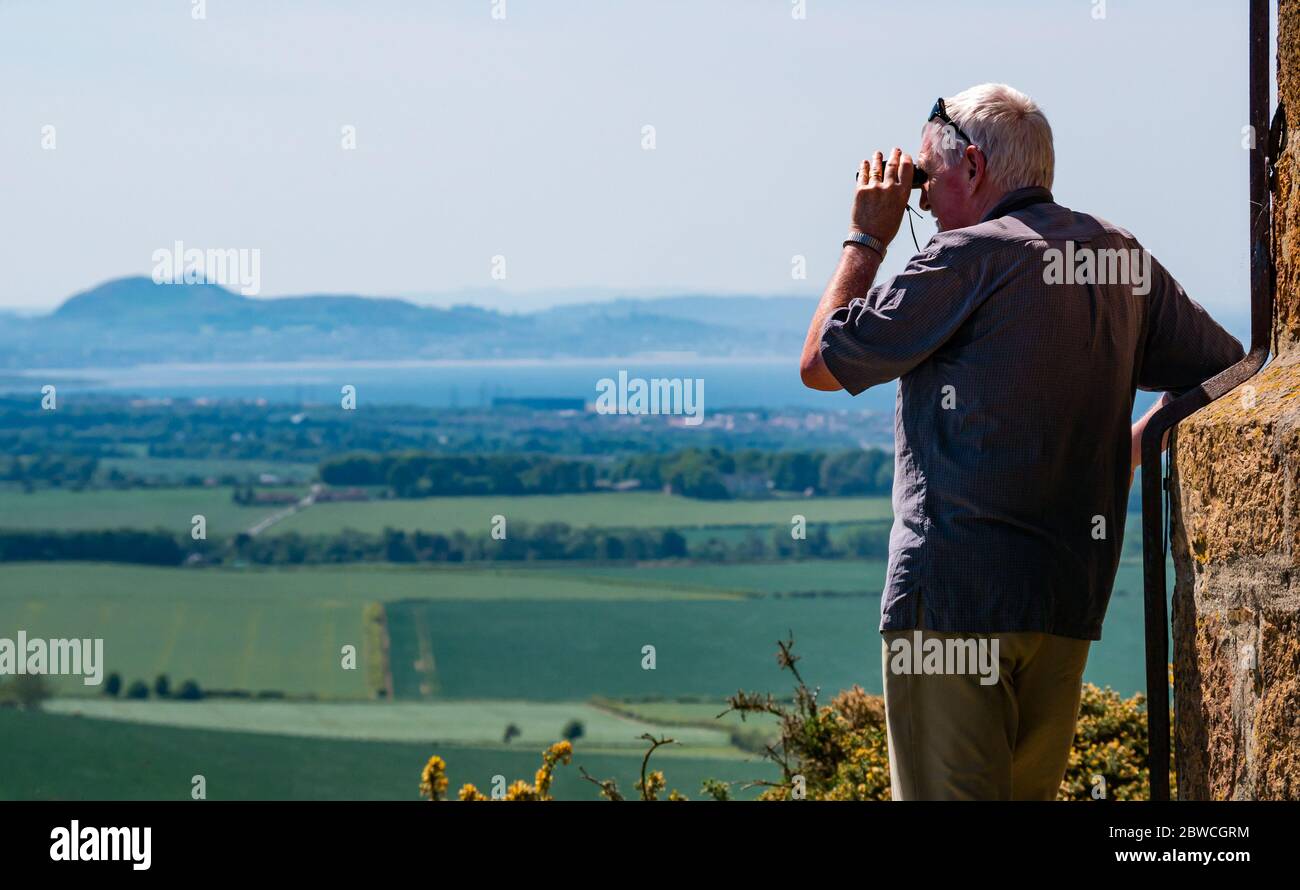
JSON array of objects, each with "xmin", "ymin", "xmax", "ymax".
[{"xmin": 1139, "ymin": 0, "xmax": 1275, "ymax": 801}]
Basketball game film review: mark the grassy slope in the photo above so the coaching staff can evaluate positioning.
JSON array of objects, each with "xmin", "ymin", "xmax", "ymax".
[
  {"xmin": 0, "ymin": 563, "xmax": 374, "ymax": 698},
  {"xmin": 384, "ymin": 596, "xmax": 882, "ymax": 701},
  {"xmin": 0, "ymin": 708, "xmax": 774, "ymax": 801},
  {"xmin": 0, "ymin": 563, "xmax": 740, "ymax": 698},
  {"xmin": 0, "ymin": 486, "xmax": 284, "ymax": 536},
  {"xmin": 41, "ymin": 698, "xmax": 739, "ymax": 751},
  {"xmin": 562, "ymin": 559, "xmax": 887, "ymax": 595},
  {"xmin": 0, "ymin": 556, "xmax": 1157, "ymax": 703}
]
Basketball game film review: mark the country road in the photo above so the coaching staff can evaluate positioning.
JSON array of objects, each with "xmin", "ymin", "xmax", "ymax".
[{"xmin": 245, "ymin": 483, "xmax": 321, "ymax": 537}]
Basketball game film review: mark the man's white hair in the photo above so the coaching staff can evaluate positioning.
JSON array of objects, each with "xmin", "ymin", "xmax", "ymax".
[{"xmin": 926, "ymin": 83, "xmax": 1054, "ymax": 192}]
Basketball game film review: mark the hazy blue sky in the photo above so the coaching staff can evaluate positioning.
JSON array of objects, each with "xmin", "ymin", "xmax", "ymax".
[{"xmin": 0, "ymin": 0, "xmax": 1269, "ymax": 316}]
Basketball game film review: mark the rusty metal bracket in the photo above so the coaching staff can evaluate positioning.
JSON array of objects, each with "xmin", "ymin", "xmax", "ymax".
[{"xmin": 1139, "ymin": 0, "xmax": 1276, "ymax": 801}]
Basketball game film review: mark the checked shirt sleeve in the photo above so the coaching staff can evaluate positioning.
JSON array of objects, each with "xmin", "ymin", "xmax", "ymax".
[
  {"xmin": 819, "ymin": 243, "xmax": 988, "ymax": 396},
  {"xmin": 1136, "ymin": 253, "xmax": 1246, "ymax": 397}
]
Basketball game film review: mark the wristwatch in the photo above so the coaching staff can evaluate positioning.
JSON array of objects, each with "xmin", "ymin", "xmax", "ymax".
[{"xmin": 843, "ymin": 232, "xmax": 886, "ymax": 258}]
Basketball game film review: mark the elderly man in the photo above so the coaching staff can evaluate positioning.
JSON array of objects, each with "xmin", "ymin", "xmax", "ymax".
[{"xmin": 799, "ymin": 83, "xmax": 1244, "ymax": 800}]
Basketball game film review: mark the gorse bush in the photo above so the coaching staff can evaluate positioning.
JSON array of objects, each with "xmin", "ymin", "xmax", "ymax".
[
  {"xmin": 1059, "ymin": 680, "xmax": 1176, "ymax": 800},
  {"xmin": 420, "ymin": 742, "xmax": 576, "ymax": 801},
  {"xmin": 420, "ymin": 638, "xmax": 1169, "ymax": 801}
]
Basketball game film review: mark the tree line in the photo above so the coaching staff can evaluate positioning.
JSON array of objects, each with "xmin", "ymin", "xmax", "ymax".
[
  {"xmin": 0, "ymin": 528, "xmax": 190, "ymax": 565},
  {"xmin": 229, "ymin": 523, "xmax": 890, "ymax": 564},
  {"xmin": 319, "ymin": 447, "xmax": 894, "ymax": 500},
  {"xmin": 320, "ymin": 453, "xmax": 599, "ymax": 497},
  {"xmin": 0, "ymin": 454, "xmax": 98, "ymax": 489},
  {"xmin": 0, "ymin": 521, "xmax": 893, "ymax": 567}
]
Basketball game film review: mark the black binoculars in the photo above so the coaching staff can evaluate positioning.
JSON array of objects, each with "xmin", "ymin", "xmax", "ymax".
[{"xmin": 856, "ymin": 166, "xmax": 928, "ymax": 188}]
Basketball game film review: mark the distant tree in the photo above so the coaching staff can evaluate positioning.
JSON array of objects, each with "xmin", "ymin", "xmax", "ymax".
[
  {"xmin": 154, "ymin": 674, "xmax": 171, "ymax": 698},
  {"xmin": 772, "ymin": 451, "xmax": 821, "ymax": 493},
  {"xmin": 503, "ymin": 723, "xmax": 522, "ymax": 744},
  {"xmin": 561, "ymin": 719, "xmax": 585, "ymax": 742},
  {"xmin": 807, "ymin": 523, "xmax": 833, "ymax": 557},
  {"xmin": 600, "ymin": 534, "xmax": 626, "ymax": 561},
  {"xmin": 125, "ymin": 680, "xmax": 149, "ymax": 700},
  {"xmin": 382, "ymin": 528, "xmax": 416, "ymax": 562},
  {"xmin": 659, "ymin": 529, "xmax": 688, "ymax": 559},
  {"xmin": 177, "ymin": 680, "xmax": 203, "ymax": 701},
  {"xmin": 0, "ymin": 675, "xmax": 51, "ymax": 710},
  {"xmin": 104, "ymin": 672, "xmax": 122, "ymax": 697},
  {"xmin": 739, "ymin": 531, "xmax": 767, "ymax": 560}
]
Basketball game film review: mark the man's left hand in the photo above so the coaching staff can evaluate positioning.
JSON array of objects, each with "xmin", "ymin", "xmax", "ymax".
[{"xmin": 852, "ymin": 147, "xmax": 914, "ymax": 244}]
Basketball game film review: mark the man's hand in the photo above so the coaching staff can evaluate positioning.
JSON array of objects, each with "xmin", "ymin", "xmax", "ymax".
[
  {"xmin": 852, "ymin": 148, "xmax": 914, "ymax": 243},
  {"xmin": 800, "ymin": 147, "xmax": 911, "ymax": 392},
  {"xmin": 1129, "ymin": 391, "xmax": 1174, "ymax": 487}
]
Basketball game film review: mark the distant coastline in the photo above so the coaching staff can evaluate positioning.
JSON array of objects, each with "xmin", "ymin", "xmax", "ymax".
[{"xmin": 10, "ymin": 355, "xmax": 796, "ymax": 378}]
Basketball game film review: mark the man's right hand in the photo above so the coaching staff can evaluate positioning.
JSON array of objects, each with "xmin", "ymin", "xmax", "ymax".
[{"xmin": 1129, "ymin": 391, "xmax": 1175, "ymax": 486}]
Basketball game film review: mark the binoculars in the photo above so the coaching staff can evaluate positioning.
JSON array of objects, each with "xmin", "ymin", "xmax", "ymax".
[{"xmin": 856, "ymin": 165, "xmax": 928, "ymax": 188}]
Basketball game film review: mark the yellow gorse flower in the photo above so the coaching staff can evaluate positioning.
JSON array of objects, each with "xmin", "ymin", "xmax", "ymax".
[
  {"xmin": 458, "ymin": 783, "xmax": 488, "ymax": 801},
  {"xmin": 423, "ymin": 740, "xmax": 575, "ymax": 802},
  {"xmin": 419, "ymin": 755, "xmax": 449, "ymax": 801}
]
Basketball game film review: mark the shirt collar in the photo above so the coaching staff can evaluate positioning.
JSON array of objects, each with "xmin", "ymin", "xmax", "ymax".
[{"xmin": 981, "ymin": 186, "xmax": 1054, "ymax": 223}]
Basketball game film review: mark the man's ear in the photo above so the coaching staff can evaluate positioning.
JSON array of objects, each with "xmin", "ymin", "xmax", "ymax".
[{"xmin": 966, "ymin": 144, "xmax": 984, "ymax": 190}]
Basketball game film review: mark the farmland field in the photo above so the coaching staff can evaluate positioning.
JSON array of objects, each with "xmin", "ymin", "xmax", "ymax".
[
  {"xmin": 276, "ymin": 492, "xmax": 894, "ymax": 536},
  {"xmin": 0, "ymin": 498, "xmax": 1166, "ymax": 803},
  {"xmin": 97, "ymin": 456, "xmax": 317, "ymax": 484},
  {"xmin": 0, "ymin": 486, "xmax": 287, "ymax": 535},
  {"xmin": 563, "ymin": 559, "xmax": 886, "ymax": 595},
  {"xmin": 679, "ymin": 519, "xmax": 892, "ymax": 550},
  {"xmin": 0, "ymin": 562, "xmax": 747, "ymax": 697},
  {"xmin": 0, "ymin": 563, "xmax": 376, "ymax": 698},
  {"xmin": 382, "ymin": 567, "xmax": 1159, "ymax": 702},
  {"xmin": 384, "ymin": 595, "xmax": 876, "ymax": 701},
  {"xmin": 41, "ymin": 698, "xmax": 742, "ymax": 752},
  {"xmin": 596, "ymin": 698, "xmax": 782, "ymax": 734},
  {"xmin": 0, "ymin": 553, "xmax": 1160, "ymax": 704},
  {"xmin": 0, "ymin": 708, "xmax": 775, "ymax": 800}
]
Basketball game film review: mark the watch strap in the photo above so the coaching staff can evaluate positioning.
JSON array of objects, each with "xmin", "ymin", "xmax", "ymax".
[{"xmin": 843, "ymin": 232, "xmax": 886, "ymax": 258}]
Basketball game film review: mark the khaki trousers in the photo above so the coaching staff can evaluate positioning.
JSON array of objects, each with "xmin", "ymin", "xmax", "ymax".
[{"xmin": 881, "ymin": 629, "xmax": 1091, "ymax": 801}]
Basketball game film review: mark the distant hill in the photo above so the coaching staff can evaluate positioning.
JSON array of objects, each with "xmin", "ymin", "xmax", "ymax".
[
  {"xmin": 0, "ymin": 277, "xmax": 809, "ymax": 368},
  {"xmin": 0, "ymin": 276, "xmax": 1250, "ymax": 371}
]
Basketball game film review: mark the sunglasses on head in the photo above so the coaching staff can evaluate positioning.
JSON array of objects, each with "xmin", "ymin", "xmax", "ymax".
[
  {"xmin": 854, "ymin": 97, "xmax": 979, "ymax": 189},
  {"xmin": 928, "ymin": 97, "xmax": 976, "ymax": 152}
]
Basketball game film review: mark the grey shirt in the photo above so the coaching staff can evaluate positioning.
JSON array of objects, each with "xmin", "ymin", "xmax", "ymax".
[{"xmin": 820, "ymin": 186, "xmax": 1244, "ymax": 640}]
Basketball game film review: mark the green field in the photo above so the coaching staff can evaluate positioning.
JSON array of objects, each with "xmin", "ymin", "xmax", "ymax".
[
  {"xmin": 0, "ymin": 708, "xmax": 775, "ymax": 800},
  {"xmin": 0, "ymin": 563, "xmax": 375, "ymax": 698},
  {"xmin": 563, "ymin": 559, "xmax": 886, "ymax": 595},
  {"xmin": 381, "ymin": 565, "xmax": 1158, "ymax": 702},
  {"xmin": 41, "ymin": 698, "xmax": 740, "ymax": 751},
  {"xmin": 0, "ymin": 521, "xmax": 1166, "ymax": 801},
  {"xmin": 277, "ymin": 492, "xmax": 894, "ymax": 536},
  {"xmin": 595, "ymin": 697, "xmax": 782, "ymax": 735},
  {"xmin": 0, "ymin": 556, "xmax": 1159, "ymax": 704},
  {"xmin": 0, "ymin": 562, "xmax": 746, "ymax": 697},
  {"xmin": 0, "ymin": 486, "xmax": 285, "ymax": 536},
  {"xmin": 0, "ymin": 561, "xmax": 744, "ymax": 605},
  {"xmin": 384, "ymin": 595, "xmax": 875, "ymax": 701},
  {"xmin": 98, "ymin": 457, "xmax": 317, "ymax": 484},
  {"xmin": 679, "ymin": 519, "xmax": 892, "ymax": 550}
]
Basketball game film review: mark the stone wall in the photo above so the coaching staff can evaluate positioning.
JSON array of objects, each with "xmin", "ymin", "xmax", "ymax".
[{"xmin": 1169, "ymin": 1, "xmax": 1300, "ymax": 800}]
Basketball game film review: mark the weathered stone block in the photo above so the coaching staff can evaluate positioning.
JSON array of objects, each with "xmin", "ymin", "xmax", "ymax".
[{"xmin": 1170, "ymin": 1, "xmax": 1300, "ymax": 799}]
